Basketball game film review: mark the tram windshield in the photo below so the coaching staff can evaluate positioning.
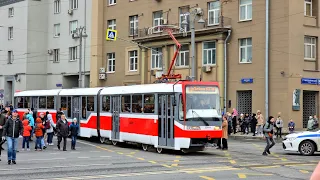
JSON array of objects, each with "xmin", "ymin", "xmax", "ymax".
[{"xmin": 180, "ymin": 85, "xmax": 221, "ymax": 121}]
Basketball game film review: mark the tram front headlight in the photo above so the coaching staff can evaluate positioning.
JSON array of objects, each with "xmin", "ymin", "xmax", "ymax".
[{"xmin": 213, "ymin": 126, "xmax": 220, "ymax": 130}]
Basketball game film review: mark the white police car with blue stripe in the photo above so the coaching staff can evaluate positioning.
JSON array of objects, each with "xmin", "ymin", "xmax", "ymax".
[{"xmin": 282, "ymin": 130, "xmax": 320, "ymax": 156}]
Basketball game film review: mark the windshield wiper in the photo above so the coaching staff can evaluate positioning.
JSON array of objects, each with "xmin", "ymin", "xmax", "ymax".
[{"xmin": 191, "ymin": 110, "xmax": 210, "ymax": 126}]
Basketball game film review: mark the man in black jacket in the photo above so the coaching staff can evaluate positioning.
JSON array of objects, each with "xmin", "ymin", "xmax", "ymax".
[
  {"xmin": 0, "ymin": 111, "xmax": 6, "ymax": 151},
  {"xmin": 56, "ymin": 114, "xmax": 69, "ymax": 151},
  {"xmin": 2, "ymin": 109, "xmax": 23, "ymax": 165}
]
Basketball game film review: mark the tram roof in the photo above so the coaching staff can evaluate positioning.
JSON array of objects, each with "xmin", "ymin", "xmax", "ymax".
[
  {"xmin": 100, "ymin": 83, "xmax": 182, "ymax": 95},
  {"xmin": 59, "ymin": 88, "xmax": 103, "ymax": 96},
  {"xmin": 14, "ymin": 89, "xmax": 62, "ymax": 97}
]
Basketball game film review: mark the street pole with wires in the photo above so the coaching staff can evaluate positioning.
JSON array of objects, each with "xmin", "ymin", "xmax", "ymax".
[{"xmin": 74, "ymin": 26, "xmax": 88, "ymax": 88}]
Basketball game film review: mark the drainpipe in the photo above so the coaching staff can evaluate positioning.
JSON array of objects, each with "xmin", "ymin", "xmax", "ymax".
[
  {"xmin": 224, "ymin": 30, "xmax": 231, "ymax": 114},
  {"xmin": 265, "ymin": 0, "xmax": 269, "ymax": 118},
  {"xmin": 83, "ymin": 0, "xmax": 87, "ymax": 87}
]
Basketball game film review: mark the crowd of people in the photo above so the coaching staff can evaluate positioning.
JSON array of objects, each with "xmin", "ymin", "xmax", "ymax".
[{"xmin": 0, "ymin": 106, "xmax": 80, "ymax": 165}]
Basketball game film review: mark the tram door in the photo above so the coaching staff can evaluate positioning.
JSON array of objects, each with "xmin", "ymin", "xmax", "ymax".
[
  {"xmin": 158, "ymin": 94, "xmax": 175, "ymax": 147},
  {"xmin": 31, "ymin": 97, "xmax": 38, "ymax": 110},
  {"xmin": 111, "ymin": 96, "xmax": 121, "ymax": 140},
  {"xmin": 72, "ymin": 96, "xmax": 80, "ymax": 123}
]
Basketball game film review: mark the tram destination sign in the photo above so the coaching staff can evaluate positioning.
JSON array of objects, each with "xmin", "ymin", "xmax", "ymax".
[{"xmin": 186, "ymin": 86, "xmax": 218, "ymax": 94}]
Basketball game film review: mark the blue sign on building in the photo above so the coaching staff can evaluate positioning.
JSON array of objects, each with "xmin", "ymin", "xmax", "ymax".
[
  {"xmin": 241, "ymin": 78, "xmax": 253, "ymax": 84},
  {"xmin": 318, "ymin": 79, "xmax": 320, "ymax": 85},
  {"xmin": 56, "ymin": 83, "xmax": 63, "ymax": 87},
  {"xmin": 301, "ymin": 78, "xmax": 319, "ymax": 85}
]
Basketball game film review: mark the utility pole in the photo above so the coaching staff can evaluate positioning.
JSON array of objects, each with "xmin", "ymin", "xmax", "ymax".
[
  {"xmin": 183, "ymin": 8, "xmax": 205, "ymax": 81},
  {"xmin": 74, "ymin": 26, "xmax": 88, "ymax": 88}
]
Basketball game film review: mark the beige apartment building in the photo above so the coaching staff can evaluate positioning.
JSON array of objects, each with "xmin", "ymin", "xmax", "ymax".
[{"xmin": 90, "ymin": 0, "xmax": 320, "ymax": 130}]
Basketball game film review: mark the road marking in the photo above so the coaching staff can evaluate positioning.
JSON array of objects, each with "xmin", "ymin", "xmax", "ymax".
[
  {"xmin": 229, "ymin": 160, "xmax": 236, "ymax": 164},
  {"xmin": 0, "ymin": 163, "xmax": 111, "ymax": 171},
  {"xmin": 126, "ymin": 155, "xmax": 134, "ymax": 157},
  {"xmin": 171, "ymin": 164, "xmax": 178, "ymax": 167},
  {"xmin": 281, "ymin": 158, "xmax": 287, "ymax": 161},
  {"xmin": 176, "ymin": 156, "xmax": 181, "ymax": 158},
  {"xmin": 137, "ymin": 157, "xmax": 145, "ymax": 161},
  {"xmin": 148, "ymin": 161, "xmax": 157, "ymax": 164},
  {"xmin": 199, "ymin": 176, "xmax": 215, "ymax": 180},
  {"xmin": 285, "ymin": 163, "xmax": 317, "ymax": 167},
  {"xmin": 299, "ymin": 170, "xmax": 309, "ymax": 173},
  {"xmin": 273, "ymin": 161, "xmax": 299, "ymax": 165},
  {"xmin": 174, "ymin": 160, "xmax": 179, "ymax": 162},
  {"xmin": 237, "ymin": 173, "xmax": 273, "ymax": 178},
  {"xmin": 252, "ymin": 165, "xmax": 280, "ymax": 169},
  {"xmin": 162, "ymin": 164, "xmax": 172, "ymax": 168},
  {"xmin": 128, "ymin": 152, "xmax": 136, "ymax": 154},
  {"xmin": 117, "ymin": 152, "xmax": 124, "ymax": 154}
]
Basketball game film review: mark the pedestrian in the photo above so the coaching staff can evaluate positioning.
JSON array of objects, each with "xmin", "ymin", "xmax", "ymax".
[
  {"xmin": 56, "ymin": 114, "xmax": 69, "ymax": 151},
  {"xmin": 307, "ymin": 116, "xmax": 315, "ymax": 131},
  {"xmin": 262, "ymin": 116, "xmax": 275, "ymax": 156},
  {"xmin": 256, "ymin": 110, "xmax": 264, "ymax": 136},
  {"xmin": 313, "ymin": 115, "xmax": 318, "ymax": 129},
  {"xmin": 288, "ymin": 119, "xmax": 295, "ymax": 133},
  {"xmin": 217, "ymin": 115, "xmax": 228, "ymax": 150},
  {"xmin": 46, "ymin": 114, "xmax": 55, "ymax": 146},
  {"xmin": 243, "ymin": 113, "xmax": 251, "ymax": 134},
  {"xmin": 0, "ymin": 110, "xmax": 6, "ymax": 151},
  {"xmin": 275, "ymin": 112, "xmax": 283, "ymax": 138},
  {"xmin": 227, "ymin": 112, "xmax": 232, "ymax": 135},
  {"xmin": 69, "ymin": 118, "xmax": 79, "ymax": 150},
  {"xmin": 1, "ymin": 109, "xmax": 23, "ymax": 165},
  {"xmin": 22, "ymin": 118, "xmax": 32, "ymax": 151},
  {"xmin": 251, "ymin": 113, "xmax": 257, "ymax": 136},
  {"xmin": 34, "ymin": 118, "xmax": 45, "ymax": 151},
  {"xmin": 39, "ymin": 113, "xmax": 47, "ymax": 149},
  {"xmin": 238, "ymin": 114, "xmax": 244, "ymax": 133},
  {"xmin": 26, "ymin": 111, "xmax": 34, "ymax": 141}
]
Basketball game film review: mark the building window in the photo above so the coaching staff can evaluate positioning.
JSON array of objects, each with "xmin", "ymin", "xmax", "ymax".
[
  {"xmin": 53, "ymin": 49, "xmax": 60, "ymax": 63},
  {"xmin": 109, "ymin": 0, "xmax": 116, "ymax": 5},
  {"xmin": 304, "ymin": 36, "xmax": 316, "ymax": 60},
  {"xmin": 54, "ymin": 24, "xmax": 60, "ymax": 37},
  {"xmin": 8, "ymin": 27, "xmax": 13, "ymax": 40},
  {"xmin": 239, "ymin": 38, "xmax": 252, "ymax": 63},
  {"xmin": 151, "ymin": 47, "xmax": 162, "ymax": 69},
  {"xmin": 239, "ymin": 0, "xmax": 252, "ymax": 21},
  {"xmin": 179, "ymin": 6, "xmax": 190, "ymax": 31},
  {"xmin": 129, "ymin": 15, "xmax": 138, "ymax": 36},
  {"xmin": 203, "ymin": 42, "xmax": 216, "ymax": 65},
  {"xmin": 70, "ymin": 0, "xmax": 78, "ymax": 10},
  {"xmin": 208, "ymin": 1, "xmax": 220, "ymax": 25},
  {"xmin": 304, "ymin": 0, "xmax": 312, "ymax": 16},
  {"xmin": 7, "ymin": 51, "xmax": 13, "ymax": 64},
  {"xmin": 176, "ymin": 44, "xmax": 189, "ymax": 67},
  {"xmin": 107, "ymin": 52, "xmax": 116, "ymax": 72},
  {"xmin": 153, "ymin": 11, "xmax": 163, "ymax": 32},
  {"xmin": 129, "ymin": 50, "xmax": 138, "ymax": 71},
  {"xmin": 54, "ymin": 0, "xmax": 60, "ymax": 14},
  {"xmin": 108, "ymin": 19, "xmax": 116, "ymax": 30},
  {"xmin": 69, "ymin": 46, "xmax": 78, "ymax": 61},
  {"xmin": 8, "ymin": 7, "xmax": 14, "ymax": 17},
  {"xmin": 69, "ymin": 20, "xmax": 78, "ymax": 35}
]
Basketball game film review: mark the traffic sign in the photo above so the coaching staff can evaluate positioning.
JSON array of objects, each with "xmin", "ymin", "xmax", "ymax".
[{"xmin": 106, "ymin": 29, "xmax": 117, "ymax": 41}]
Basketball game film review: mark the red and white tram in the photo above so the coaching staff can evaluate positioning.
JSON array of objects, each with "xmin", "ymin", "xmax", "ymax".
[{"xmin": 14, "ymin": 81, "xmax": 222, "ymax": 153}]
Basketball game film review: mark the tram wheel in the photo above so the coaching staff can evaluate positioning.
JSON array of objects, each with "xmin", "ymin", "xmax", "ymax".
[
  {"xmin": 100, "ymin": 137, "xmax": 106, "ymax": 144},
  {"xmin": 112, "ymin": 141, "xmax": 118, "ymax": 146},
  {"xmin": 156, "ymin": 147, "xmax": 163, "ymax": 154},
  {"xmin": 142, "ymin": 144, "xmax": 149, "ymax": 151},
  {"xmin": 181, "ymin": 149, "xmax": 189, "ymax": 154}
]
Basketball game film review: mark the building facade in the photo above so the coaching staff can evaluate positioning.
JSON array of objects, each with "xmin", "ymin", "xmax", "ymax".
[
  {"xmin": 0, "ymin": 0, "xmax": 92, "ymax": 105},
  {"xmin": 90, "ymin": 0, "xmax": 320, "ymax": 130}
]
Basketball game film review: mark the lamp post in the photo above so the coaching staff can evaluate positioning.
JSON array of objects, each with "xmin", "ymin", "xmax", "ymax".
[
  {"xmin": 181, "ymin": 8, "xmax": 205, "ymax": 81},
  {"xmin": 74, "ymin": 26, "xmax": 88, "ymax": 88}
]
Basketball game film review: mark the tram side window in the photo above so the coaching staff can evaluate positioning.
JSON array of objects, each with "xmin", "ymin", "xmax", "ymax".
[
  {"xmin": 87, "ymin": 96, "xmax": 94, "ymax": 111},
  {"xmin": 17, "ymin": 97, "xmax": 24, "ymax": 108},
  {"xmin": 102, "ymin": 96, "xmax": 111, "ymax": 112},
  {"xmin": 39, "ymin": 97, "xmax": 46, "ymax": 109},
  {"xmin": 143, "ymin": 94, "xmax": 155, "ymax": 114},
  {"xmin": 178, "ymin": 94, "xmax": 184, "ymax": 120},
  {"xmin": 132, "ymin": 95, "xmax": 142, "ymax": 113},
  {"xmin": 122, "ymin": 95, "xmax": 131, "ymax": 113},
  {"xmin": 82, "ymin": 97, "xmax": 87, "ymax": 119},
  {"xmin": 24, "ymin": 97, "xmax": 30, "ymax": 108},
  {"xmin": 47, "ymin": 96, "xmax": 54, "ymax": 109}
]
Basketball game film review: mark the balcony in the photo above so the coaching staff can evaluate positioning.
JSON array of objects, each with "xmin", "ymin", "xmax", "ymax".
[{"xmin": 132, "ymin": 16, "xmax": 231, "ymax": 43}]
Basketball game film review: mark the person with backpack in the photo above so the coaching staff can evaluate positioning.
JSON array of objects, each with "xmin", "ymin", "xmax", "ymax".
[
  {"xmin": 26, "ymin": 112, "xmax": 34, "ymax": 141},
  {"xmin": 34, "ymin": 118, "xmax": 45, "ymax": 151},
  {"xmin": 262, "ymin": 116, "xmax": 276, "ymax": 156},
  {"xmin": 46, "ymin": 114, "xmax": 56, "ymax": 146}
]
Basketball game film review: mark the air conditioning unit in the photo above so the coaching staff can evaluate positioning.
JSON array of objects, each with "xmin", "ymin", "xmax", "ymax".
[
  {"xmin": 47, "ymin": 49, "xmax": 53, "ymax": 55},
  {"xmin": 68, "ymin": 9, "xmax": 73, "ymax": 15},
  {"xmin": 99, "ymin": 73, "xmax": 106, "ymax": 80},
  {"xmin": 202, "ymin": 65, "xmax": 212, "ymax": 73},
  {"xmin": 155, "ymin": 71, "xmax": 163, "ymax": 78},
  {"xmin": 99, "ymin": 67, "xmax": 106, "ymax": 73}
]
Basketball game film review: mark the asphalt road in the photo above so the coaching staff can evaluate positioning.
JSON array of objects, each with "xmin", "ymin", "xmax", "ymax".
[{"xmin": 0, "ymin": 137, "xmax": 318, "ymax": 180}]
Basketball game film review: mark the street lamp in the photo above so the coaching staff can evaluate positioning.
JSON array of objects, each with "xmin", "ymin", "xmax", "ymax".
[{"xmin": 181, "ymin": 7, "xmax": 205, "ymax": 81}]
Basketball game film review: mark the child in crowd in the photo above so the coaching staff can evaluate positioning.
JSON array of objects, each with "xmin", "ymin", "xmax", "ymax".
[
  {"xmin": 288, "ymin": 119, "xmax": 295, "ymax": 134},
  {"xmin": 22, "ymin": 118, "xmax": 32, "ymax": 151},
  {"xmin": 34, "ymin": 118, "xmax": 44, "ymax": 151},
  {"xmin": 69, "ymin": 118, "xmax": 79, "ymax": 150}
]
